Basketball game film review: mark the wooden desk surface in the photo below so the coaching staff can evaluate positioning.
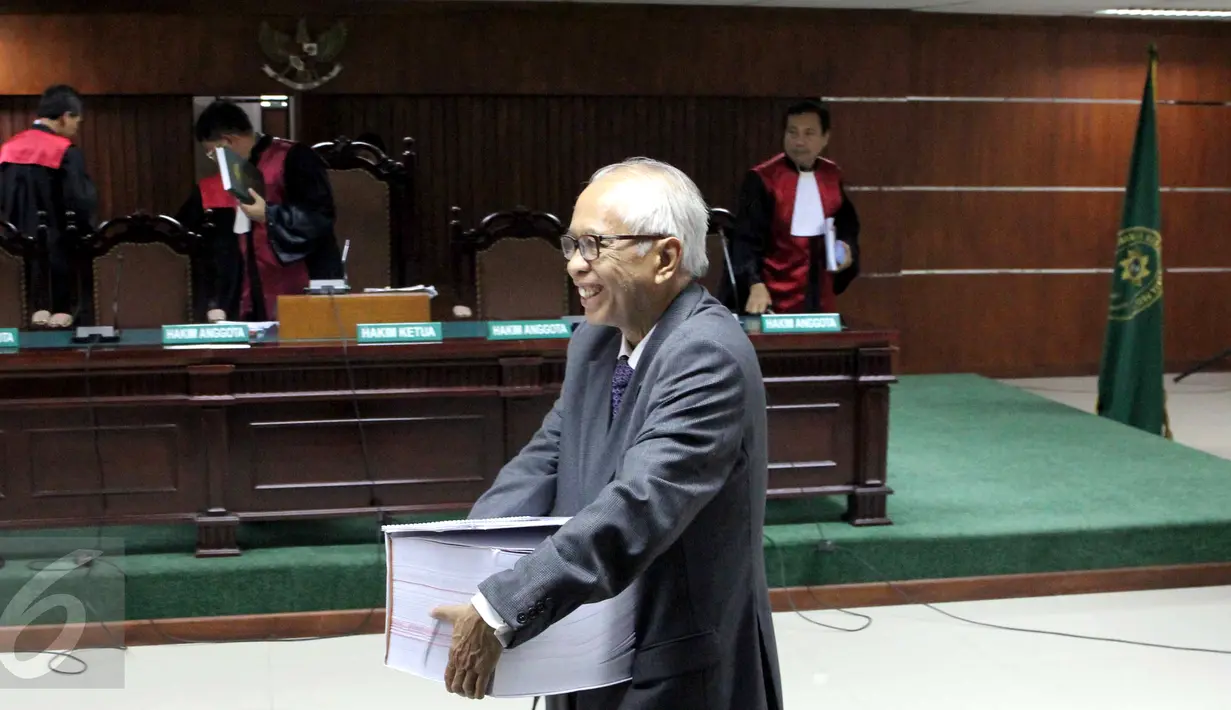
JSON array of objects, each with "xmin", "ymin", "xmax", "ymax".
[{"xmin": 0, "ymin": 324, "xmax": 898, "ymax": 372}]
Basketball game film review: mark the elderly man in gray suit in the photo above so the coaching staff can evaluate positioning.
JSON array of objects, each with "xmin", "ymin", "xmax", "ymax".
[{"xmin": 430, "ymin": 157, "xmax": 783, "ymax": 710}]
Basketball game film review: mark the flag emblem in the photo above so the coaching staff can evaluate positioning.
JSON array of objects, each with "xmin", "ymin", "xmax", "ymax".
[{"xmin": 1110, "ymin": 226, "xmax": 1162, "ymax": 320}]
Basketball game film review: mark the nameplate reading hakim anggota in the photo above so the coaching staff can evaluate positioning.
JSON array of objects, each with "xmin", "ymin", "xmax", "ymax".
[
  {"xmin": 487, "ymin": 320, "xmax": 573, "ymax": 341},
  {"xmin": 760, "ymin": 314, "xmax": 842, "ymax": 334}
]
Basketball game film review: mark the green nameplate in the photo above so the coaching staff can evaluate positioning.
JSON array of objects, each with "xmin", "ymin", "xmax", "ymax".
[
  {"xmin": 162, "ymin": 324, "xmax": 249, "ymax": 345},
  {"xmin": 356, "ymin": 322, "xmax": 443, "ymax": 344},
  {"xmin": 760, "ymin": 313, "xmax": 842, "ymax": 334},
  {"xmin": 0, "ymin": 328, "xmax": 18, "ymax": 349},
  {"xmin": 486, "ymin": 320, "xmax": 573, "ymax": 340}
]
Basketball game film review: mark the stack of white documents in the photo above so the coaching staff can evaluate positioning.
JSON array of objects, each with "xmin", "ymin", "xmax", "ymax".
[{"xmin": 382, "ymin": 516, "xmax": 638, "ymax": 698}]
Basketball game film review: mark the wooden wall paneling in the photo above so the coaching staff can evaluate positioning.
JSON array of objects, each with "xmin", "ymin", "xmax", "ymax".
[
  {"xmin": 840, "ymin": 277, "xmax": 900, "ymax": 338},
  {"xmin": 898, "ymin": 192, "xmax": 1121, "ymax": 270},
  {"xmin": 843, "ymin": 190, "xmax": 904, "ymax": 276},
  {"xmin": 896, "ymin": 271, "xmax": 1229, "ymax": 376},
  {"xmin": 0, "ymin": 8, "xmax": 913, "ymax": 97},
  {"xmin": 898, "ymin": 274, "xmax": 1109, "ymax": 375},
  {"xmin": 0, "ymin": 96, "xmax": 37, "ymax": 147},
  {"xmin": 910, "ymin": 19, "xmax": 1063, "ymax": 98},
  {"xmin": 0, "ymin": 9, "xmax": 1228, "ymax": 98},
  {"xmin": 906, "ymin": 102, "xmax": 1139, "ymax": 186},
  {"xmin": 870, "ymin": 188, "xmax": 1230, "ymax": 374},
  {"xmin": 1157, "ymin": 105, "xmax": 1231, "ymax": 188},
  {"xmin": 895, "ymin": 103, "xmax": 1229, "ymax": 190},
  {"xmin": 824, "ymin": 102, "xmax": 914, "ymax": 187},
  {"xmin": 1053, "ymin": 23, "xmax": 1231, "ymax": 102},
  {"xmin": 896, "ymin": 191, "xmax": 1231, "ymax": 272},
  {"xmin": 910, "ymin": 14, "xmax": 1231, "ymax": 101},
  {"xmin": 1163, "ymin": 194, "xmax": 1231, "ymax": 268},
  {"xmin": 319, "ymin": 7, "xmax": 915, "ymax": 97},
  {"xmin": 76, "ymin": 96, "xmax": 195, "ymax": 220},
  {"xmin": 1165, "ymin": 273, "xmax": 1231, "ymax": 369}
]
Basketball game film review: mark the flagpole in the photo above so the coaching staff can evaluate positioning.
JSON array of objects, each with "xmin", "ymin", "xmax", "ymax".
[{"xmin": 1095, "ymin": 44, "xmax": 1170, "ymax": 437}]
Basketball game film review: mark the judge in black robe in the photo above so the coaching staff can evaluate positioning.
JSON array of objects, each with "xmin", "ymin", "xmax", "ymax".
[
  {"xmin": 175, "ymin": 100, "xmax": 341, "ymax": 321},
  {"xmin": 0, "ymin": 84, "xmax": 97, "ymax": 327},
  {"xmin": 724, "ymin": 100, "xmax": 860, "ymax": 315}
]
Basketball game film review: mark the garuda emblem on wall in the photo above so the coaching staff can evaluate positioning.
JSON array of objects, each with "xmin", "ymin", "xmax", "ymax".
[{"xmin": 259, "ymin": 19, "xmax": 347, "ymax": 91}]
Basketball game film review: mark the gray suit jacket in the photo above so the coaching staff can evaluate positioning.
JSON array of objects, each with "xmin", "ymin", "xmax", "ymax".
[{"xmin": 470, "ymin": 282, "xmax": 783, "ymax": 710}]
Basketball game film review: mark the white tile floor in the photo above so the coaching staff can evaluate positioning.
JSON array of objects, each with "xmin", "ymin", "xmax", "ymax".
[
  {"xmin": 2, "ymin": 374, "xmax": 1228, "ymax": 708},
  {"xmin": 4, "ymin": 586, "xmax": 1230, "ymax": 709}
]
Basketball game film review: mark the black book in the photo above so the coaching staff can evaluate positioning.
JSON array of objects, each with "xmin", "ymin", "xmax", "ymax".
[{"xmin": 216, "ymin": 146, "xmax": 265, "ymax": 205}]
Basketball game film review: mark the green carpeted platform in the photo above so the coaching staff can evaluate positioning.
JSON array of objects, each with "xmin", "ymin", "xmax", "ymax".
[{"xmin": 4, "ymin": 374, "xmax": 1230, "ymax": 622}]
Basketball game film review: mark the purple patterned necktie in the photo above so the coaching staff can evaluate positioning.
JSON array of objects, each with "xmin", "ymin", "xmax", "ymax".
[{"xmin": 611, "ymin": 355, "xmax": 634, "ymax": 418}]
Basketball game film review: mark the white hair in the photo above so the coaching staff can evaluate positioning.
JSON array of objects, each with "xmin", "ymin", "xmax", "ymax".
[{"xmin": 588, "ymin": 157, "xmax": 710, "ymax": 278}]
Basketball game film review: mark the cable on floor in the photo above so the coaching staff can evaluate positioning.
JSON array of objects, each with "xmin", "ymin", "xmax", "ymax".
[{"xmin": 777, "ymin": 521, "xmax": 1231, "ymax": 656}]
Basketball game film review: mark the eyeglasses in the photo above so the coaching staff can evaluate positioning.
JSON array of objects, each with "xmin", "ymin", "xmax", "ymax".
[{"xmin": 560, "ymin": 234, "xmax": 669, "ymax": 262}]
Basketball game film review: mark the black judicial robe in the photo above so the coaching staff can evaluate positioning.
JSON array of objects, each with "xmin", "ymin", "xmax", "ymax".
[
  {"xmin": 175, "ymin": 134, "xmax": 342, "ymax": 320},
  {"xmin": 0, "ymin": 124, "xmax": 97, "ymax": 318},
  {"xmin": 175, "ymin": 190, "xmax": 238, "ymax": 321},
  {"xmin": 723, "ymin": 160, "xmax": 861, "ymax": 315}
]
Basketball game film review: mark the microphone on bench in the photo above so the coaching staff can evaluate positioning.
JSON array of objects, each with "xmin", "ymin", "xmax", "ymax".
[{"xmin": 308, "ymin": 238, "xmax": 351, "ymax": 295}]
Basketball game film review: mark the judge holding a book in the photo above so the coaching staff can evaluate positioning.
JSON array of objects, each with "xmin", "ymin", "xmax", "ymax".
[
  {"xmin": 729, "ymin": 99, "xmax": 860, "ymax": 315},
  {"xmin": 175, "ymin": 101, "xmax": 342, "ymax": 321},
  {"xmin": 430, "ymin": 158, "xmax": 783, "ymax": 710}
]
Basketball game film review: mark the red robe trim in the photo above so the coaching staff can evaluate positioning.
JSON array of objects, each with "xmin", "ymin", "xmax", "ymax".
[
  {"xmin": 0, "ymin": 129, "xmax": 72, "ymax": 169},
  {"xmin": 198, "ymin": 173, "xmax": 233, "ymax": 210},
  {"xmin": 752, "ymin": 153, "xmax": 844, "ymax": 313},
  {"xmin": 237, "ymin": 138, "xmax": 309, "ymax": 320}
]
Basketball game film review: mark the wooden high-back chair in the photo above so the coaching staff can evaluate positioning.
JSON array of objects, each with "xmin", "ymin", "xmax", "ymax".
[
  {"xmin": 81, "ymin": 214, "xmax": 201, "ymax": 328},
  {"xmin": 0, "ymin": 217, "xmax": 42, "ymax": 328},
  {"xmin": 311, "ymin": 136, "xmax": 418, "ymax": 290},
  {"xmin": 450, "ymin": 206, "xmax": 570, "ymax": 320}
]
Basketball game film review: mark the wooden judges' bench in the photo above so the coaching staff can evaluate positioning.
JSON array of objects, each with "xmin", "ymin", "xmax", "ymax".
[{"xmin": 0, "ymin": 323, "xmax": 897, "ymax": 556}]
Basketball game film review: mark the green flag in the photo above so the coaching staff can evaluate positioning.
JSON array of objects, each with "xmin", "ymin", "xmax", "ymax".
[{"xmin": 1096, "ymin": 45, "xmax": 1171, "ymax": 439}]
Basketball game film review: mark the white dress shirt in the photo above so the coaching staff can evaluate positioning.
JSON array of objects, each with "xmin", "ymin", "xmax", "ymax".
[{"xmin": 470, "ymin": 324, "xmax": 658, "ymax": 644}]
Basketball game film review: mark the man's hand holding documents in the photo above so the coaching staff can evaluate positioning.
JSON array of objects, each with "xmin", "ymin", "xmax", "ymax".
[
  {"xmin": 429, "ymin": 603, "xmax": 503, "ymax": 699},
  {"xmin": 383, "ymin": 516, "xmax": 638, "ymax": 699}
]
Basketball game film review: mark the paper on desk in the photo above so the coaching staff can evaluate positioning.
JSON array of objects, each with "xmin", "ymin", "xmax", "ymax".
[
  {"xmin": 363, "ymin": 285, "xmax": 439, "ymax": 298},
  {"xmin": 383, "ymin": 516, "xmax": 638, "ymax": 698},
  {"xmin": 215, "ymin": 320, "xmax": 278, "ymax": 334}
]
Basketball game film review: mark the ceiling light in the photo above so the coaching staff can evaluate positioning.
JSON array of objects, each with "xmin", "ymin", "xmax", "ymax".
[{"xmin": 1097, "ymin": 8, "xmax": 1231, "ymax": 17}]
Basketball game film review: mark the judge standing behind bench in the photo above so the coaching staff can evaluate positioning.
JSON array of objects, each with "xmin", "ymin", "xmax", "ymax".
[
  {"xmin": 730, "ymin": 99, "xmax": 861, "ymax": 315},
  {"xmin": 0, "ymin": 84, "xmax": 97, "ymax": 328},
  {"xmin": 174, "ymin": 100, "xmax": 341, "ymax": 322},
  {"xmin": 429, "ymin": 158, "xmax": 783, "ymax": 710}
]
